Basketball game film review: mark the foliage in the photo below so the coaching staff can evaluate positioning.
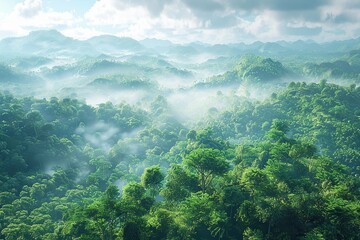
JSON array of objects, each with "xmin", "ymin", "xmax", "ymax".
[{"xmin": 1, "ymin": 81, "xmax": 360, "ymax": 239}]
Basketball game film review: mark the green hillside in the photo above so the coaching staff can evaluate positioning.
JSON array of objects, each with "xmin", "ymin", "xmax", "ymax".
[
  {"xmin": 196, "ymin": 56, "xmax": 289, "ymax": 88},
  {"xmin": 1, "ymin": 82, "xmax": 359, "ymax": 240},
  {"xmin": 303, "ymin": 50, "xmax": 360, "ymax": 81}
]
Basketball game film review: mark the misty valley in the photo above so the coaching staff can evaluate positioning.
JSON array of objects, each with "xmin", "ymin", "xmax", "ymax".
[{"xmin": 0, "ymin": 30, "xmax": 360, "ymax": 240}]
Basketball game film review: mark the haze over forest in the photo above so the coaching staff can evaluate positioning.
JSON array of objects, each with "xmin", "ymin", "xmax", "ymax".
[{"xmin": 0, "ymin": 1, "xmax": 359, "ymax": 240}]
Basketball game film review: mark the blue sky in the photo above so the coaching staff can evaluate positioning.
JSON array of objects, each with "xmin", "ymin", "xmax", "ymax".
[
  {"xmin": 0, "ymin": 0, "xmax": 95, "ymax": 15},
  {"xmin": 0, "ymin": 0, "xmax": 359, "ymax": 43}
]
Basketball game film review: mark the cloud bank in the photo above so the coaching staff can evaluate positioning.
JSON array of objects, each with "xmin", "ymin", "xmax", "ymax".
[{"xmin": 1, "ymin": 0, "xmax": 360, "ymax": 43}]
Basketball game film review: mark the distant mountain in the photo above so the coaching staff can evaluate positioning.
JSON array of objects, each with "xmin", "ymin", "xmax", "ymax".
[
  {"xmin": 125, "ymin": 55, "xmax": 192, "ymax": 77},
  {"xmin": 140, "ymin": 38, "xmax": 174, "ymax": 49},
  {"xmin": 277, "ymin": 40, "xmax": 321, "ymax": 54},
  {"xmin": 86, "ymin": 35, "xmax": 146, "ymax": 55},
  {"xmin": 276, "ymin": 38, "xmax": 360, "ymax": 58},
  {"xmin": 257, "ymin": 42, "xmax": 290, "ymax": 55},
  {"xmin": 84, "ymin": 59, "xmax": 192, "ymax": 79},
  {"xmin": 206, "ymin": 44, "xmax": 241, "ymax": 56},
  {"xmin": 141, "ymin": 38, "xmax": 360, "ymax": 60},
  {"xmin": 227, "ymin": 38, "xmax": 360, "ymax": 60},
  {"xmin": 40, "ymin": 58, "xmax": 193, "ymax": 81},
  {"xmin": 2, "ymin": 29, "xmax": 360, "ymax": 92},
  {"xmin": 87, "ymin": 75, "xmax": 157, "ymax": 90},
  {"xmin": 0, "ymin": 30, "xmax": 98, "ymax": 58},
  {"xmin": 9, "ymin": 56, "xmax": 52, "ymax": 70},
  {"xmin": 195, "ymin": 56, "xmax": 240, "ymax": 76},
  {"xmin": 166, "ymin": 45, "xmax": 200, "ymax": 56},
  {"xmin": 322, "ymin": 38, "xmax": 360, "ymax": 53},
  {"xmin": 0, "ymin": 64, "xmax": 39, "ymax": 83},
  {"xmin": 303, "ymin": 53, "xmax": 360, "ymax": 81},
  {"xmin": 346, "ymin": 50, "xmax": 360, "ymax": 66},
  {"xmin": 84, "ymin": 60, "xmax": 146, "ymax": 76},
  {"xmin": 2, "ymin": 29, "xmax": 360, "ymax": 61},
  {"xmin": 138, "ymin": 40, "xmax": 208, "ymax": 57},
  {"xmin": 196, "ymin": 56, "xmax": 290, "ymax": 88},
  {"xmin": 235, "ymin": 56, "xmax": 289, "ymax": 82},
  {"xmin": 126, "ymin": 55, "xmax": 174, "ymax": 68}
]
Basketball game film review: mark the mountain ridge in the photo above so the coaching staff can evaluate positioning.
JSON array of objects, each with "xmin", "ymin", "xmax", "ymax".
[{"xmin": 1, "ymin": 30, "xmax": 360, "ymax": 59}]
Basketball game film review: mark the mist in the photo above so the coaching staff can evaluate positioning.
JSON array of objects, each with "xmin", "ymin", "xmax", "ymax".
[
  {"xmin": 1, "ymin": 29, "xmax": 360, "ymax": 184},
  {"xmin": 1, "ymin": 0, "xmax": 360, "ymax": 238},
  {"xmin": 76, "ymin": 121, "xmax": 119, "ymax": 152}
]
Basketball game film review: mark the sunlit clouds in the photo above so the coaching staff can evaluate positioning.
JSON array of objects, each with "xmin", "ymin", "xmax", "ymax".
[{"xmin": 1, "ymin": 0, "xmax": 360, "ymax": 43}]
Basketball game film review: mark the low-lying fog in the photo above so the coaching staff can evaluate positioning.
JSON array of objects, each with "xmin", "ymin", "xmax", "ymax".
[
  {"xmin": 0, "ymin": 54, "xmax": 315, "ymax": 127},
  {"xmin": 3, "ymin": 33, "xmax": 358, "ymax": 184},
  {"xmin": 1, "ymin": 38, "xmax": 354, "ymax": 129}
]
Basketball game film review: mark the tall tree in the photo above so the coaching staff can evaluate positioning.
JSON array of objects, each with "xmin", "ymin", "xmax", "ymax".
[{"xmin": 184, "ymin": 148, "xmax": 229, "ymax": 193}]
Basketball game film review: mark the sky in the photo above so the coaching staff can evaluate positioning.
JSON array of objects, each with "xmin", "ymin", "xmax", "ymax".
[{"xmin": 0, "ymin": 0, "xmax": 360, "ymax": 43}]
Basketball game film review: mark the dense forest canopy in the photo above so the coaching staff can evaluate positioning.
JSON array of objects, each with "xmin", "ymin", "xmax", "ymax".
[
  {"xmin": 0, "ymin": 29, "xmax": 360, "ymax": 240},
  {"xmin": 1, "ymin": 81, "xmax": 359, "ymax": 239}
]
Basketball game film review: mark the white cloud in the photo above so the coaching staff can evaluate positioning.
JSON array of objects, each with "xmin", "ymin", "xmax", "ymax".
[
  {"xmin": 82, "ymin": 0, "xmax": 334, "ymax": 43},
  {"xmin": 85, "ymin": 1, "xmax": 150, "ymax": 26},
  {"xmin": 1, "ymin": 0, "xmax": 359, "ymax": 43},
  {"xmin": 85, "ymin": 0, "xmax": 156, "ymax": 40},
  {"xmin": 0, "ymin": 0, "xmax": 77, "ymax": 38},
  {"xmin": 15, "ymin": 0, "xmax": 42, "ymax": 18},
  {"xmin": 84, "ymin": 0, "xmax": 203, "ymax": 41}
]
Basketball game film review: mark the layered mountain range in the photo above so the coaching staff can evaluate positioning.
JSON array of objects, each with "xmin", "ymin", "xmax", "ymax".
[{"xmin": 0, "ymin": 30, "xmax": 359, "ymax": 102}]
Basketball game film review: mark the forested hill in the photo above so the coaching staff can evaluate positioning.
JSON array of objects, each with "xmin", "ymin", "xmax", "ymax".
[{"xmin": 1, "ymin": 81, "xmax": 360, "ymax": 239}]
